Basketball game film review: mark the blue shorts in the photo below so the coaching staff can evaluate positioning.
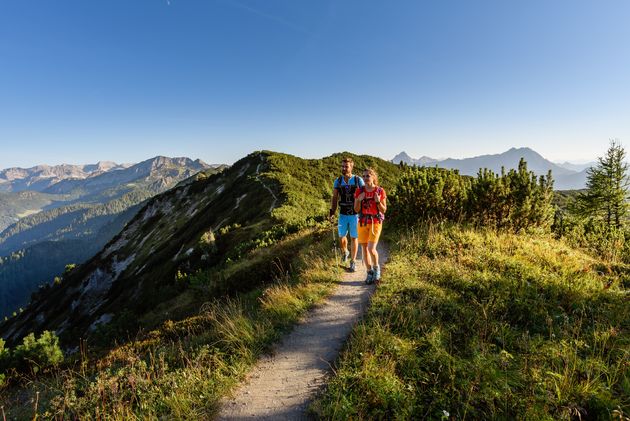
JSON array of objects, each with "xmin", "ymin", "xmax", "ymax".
[{"xmin": 338, "ymin": 214, "xmax": 359, "ymax": 239}]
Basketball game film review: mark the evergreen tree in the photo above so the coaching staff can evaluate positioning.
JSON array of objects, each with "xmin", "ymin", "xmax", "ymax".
[{"xmin": 573, "ymin": 140, "xmax": 629, "ymax": 230}]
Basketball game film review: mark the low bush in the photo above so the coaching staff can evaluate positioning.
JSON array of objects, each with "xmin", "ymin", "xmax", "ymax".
[{"xmin": 0, "ymin": 331, "xmax": 64, "ymax": 380}]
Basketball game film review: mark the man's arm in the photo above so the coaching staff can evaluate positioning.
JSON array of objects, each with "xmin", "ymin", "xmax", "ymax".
[{"xmin": 330, "ymin": 188, "xmax": 339, "ymax": 218}]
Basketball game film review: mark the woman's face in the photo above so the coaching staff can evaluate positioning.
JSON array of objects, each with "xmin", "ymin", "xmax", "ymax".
[{"xmin": 363, "ymin": 172, "xmax": 373, "ymax": 185}]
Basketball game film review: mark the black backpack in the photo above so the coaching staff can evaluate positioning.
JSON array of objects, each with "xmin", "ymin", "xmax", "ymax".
[{"xmin": 336, "ymin": 175, "xmax": 360, "ymax": 215}]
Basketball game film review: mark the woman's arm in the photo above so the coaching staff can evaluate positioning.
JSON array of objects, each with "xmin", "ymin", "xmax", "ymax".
[
  {"xmin": 374, "ymin": 189, "xmax": 387, "ymax": 213},
  {"xmin": 354, "ymin": 191, "xmax": 364, "ymax": 213},
  {"xmin": 377, "ymin": 197, "xmax": 387, "ymax": 213}
]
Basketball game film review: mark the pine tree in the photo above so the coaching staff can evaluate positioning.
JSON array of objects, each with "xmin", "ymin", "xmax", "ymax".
[{"xmin": 573, "ymin": 140, "xmax": 629, "ymax": 230}]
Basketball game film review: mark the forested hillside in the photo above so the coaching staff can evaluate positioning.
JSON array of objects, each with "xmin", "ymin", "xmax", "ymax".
[
  {"xmin": 0, "ymin": 191, "xmax": 68, "ymax": 233},
  {"xmin": 0, "ymin": 157, "xmax": 218, "ymax": 319},
  {"xmin": 0, "ymin": 206, "xmax": 140, "ymax": 318}
]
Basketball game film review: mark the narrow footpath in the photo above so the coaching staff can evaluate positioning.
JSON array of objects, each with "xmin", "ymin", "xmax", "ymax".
[{"xmin": 217, "ymin": 243, "xmax": 388, "ymax": 420}]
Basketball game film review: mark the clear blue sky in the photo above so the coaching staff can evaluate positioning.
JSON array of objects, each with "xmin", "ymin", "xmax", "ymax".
[{"xmin": 1, "ymin": 0, "xmax": 629, "ymax": 168}]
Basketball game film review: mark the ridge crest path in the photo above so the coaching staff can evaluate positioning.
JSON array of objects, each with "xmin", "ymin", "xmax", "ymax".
[{"xmin": 217, "ymin": 242, "xmax": 388, "ymax": 420}]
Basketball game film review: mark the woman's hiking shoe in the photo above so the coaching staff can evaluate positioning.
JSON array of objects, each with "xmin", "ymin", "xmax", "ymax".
[
  {"xmin": 342, "ymin": 249, "xmax": 350, "ymax": 262},
  {"xmin": 374, "ymin": 266, "xmax": 381, "ymax": 282},
  {"xmin": 365, "ymin": 269, "xmax": 375, "ymax": 284},
  {"xmin": 349, "ymin": 260, "xmax": 356, "ymax": 272}
]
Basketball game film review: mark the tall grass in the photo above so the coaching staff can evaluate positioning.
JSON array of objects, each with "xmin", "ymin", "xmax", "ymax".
[
  {"xmin": 312, "ymin": 225, "xmax": 630, "ymax": 420},
  {"xmin": 0, "ymin": 227, "xmax": 340, "ymax": 419}
]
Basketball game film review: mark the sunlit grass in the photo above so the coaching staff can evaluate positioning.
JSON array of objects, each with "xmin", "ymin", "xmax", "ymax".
[
  {"xmin": 0, "ymin": 227, "xmax": 340, "ymax": 419},
  {"xmin": 312, "ymin": 225, "xmax": 630, "ymax": 420}
]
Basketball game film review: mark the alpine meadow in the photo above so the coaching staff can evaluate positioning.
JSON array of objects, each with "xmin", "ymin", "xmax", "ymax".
[{"xmin": 0, "ymin": 147, "xmax": 626, "ymax": 419}]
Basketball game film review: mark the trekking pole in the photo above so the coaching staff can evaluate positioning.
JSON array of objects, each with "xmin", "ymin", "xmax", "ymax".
[{"xmin": 331, "ymin": 218, "xmax": 342, "ymax": 278}]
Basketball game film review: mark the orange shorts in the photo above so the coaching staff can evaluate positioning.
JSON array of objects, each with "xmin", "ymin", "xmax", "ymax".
[{"xmin": 358, "ymin": 222, "xmax": 382, "ymax": 244}]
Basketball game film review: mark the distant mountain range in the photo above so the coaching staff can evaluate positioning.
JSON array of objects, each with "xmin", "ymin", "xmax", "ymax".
[
  {"xmin": 392, "ymin": 147, "xmax": 590, "ymax": 190},
  {"xmin": 554, "ymin": 161, "xmax": 597, "ymax": 172},
  {"xmin": 0, "ymin": 161, "xmax": 130, "ymax": 193},
  {"xmin": 0, "ymin": 156, "xmax": 225, "ymax": 318}
]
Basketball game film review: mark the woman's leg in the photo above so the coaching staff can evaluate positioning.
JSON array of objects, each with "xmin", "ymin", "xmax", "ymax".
[
  {"xmin": 367, "ymin": 223, "xmax": 383, "ymax": 280},
  {"xmin": 361, "ymin": 243, "xmax": 371, "ymax": 268},
  {"xmin": 367, "ymin": 241, "xmax": 379, "ymax": 268}
]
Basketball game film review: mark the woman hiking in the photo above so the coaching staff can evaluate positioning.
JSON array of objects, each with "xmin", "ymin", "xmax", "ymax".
[{"xmin": 354, "ymin": 167, "xmax": 387, "ymax": 284}]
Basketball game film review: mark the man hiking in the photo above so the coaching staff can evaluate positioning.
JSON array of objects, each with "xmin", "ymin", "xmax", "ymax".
[{"xmin": 330, "ymin": 157, "xmax": 365, "ymax": 272}]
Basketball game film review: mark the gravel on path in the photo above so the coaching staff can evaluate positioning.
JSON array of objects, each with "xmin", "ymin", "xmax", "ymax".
[{"xmin": 217, "ymin": 243, "xmax": 388, "ymax": 420}]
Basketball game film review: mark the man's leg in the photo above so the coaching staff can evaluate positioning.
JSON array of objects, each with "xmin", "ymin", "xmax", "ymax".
[
  {"xmin": 351, "ymin": 237, "xmax": 359, "ymax": 262},
  {"xmin": 340, "ymin": 235, "xmax": 348, "ymax": 253},
  {"xmin": 338, "ymin": 215, "xmax": 350, "ymax": 261},
  {"xmin": 348, "ymin": 215, "xmax": 359, "ymax": 271}
]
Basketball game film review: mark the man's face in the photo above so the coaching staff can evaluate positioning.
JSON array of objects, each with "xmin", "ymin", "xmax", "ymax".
[{"xmin": 342, "ymin": 161, "xmax": 352, "ymax": 175}]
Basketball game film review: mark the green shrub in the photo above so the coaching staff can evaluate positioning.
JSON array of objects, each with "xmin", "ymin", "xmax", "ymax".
[
  {"xmin": 12, "ymin": 331, "xmax": 64, "ymax": 374},
  {"xmin": 390, "ymin": 159, "xmax": 554, "ymax": 232},
  {"xmin": 0, "ymin": 338, "xmax": 9, "ymax": 385}
]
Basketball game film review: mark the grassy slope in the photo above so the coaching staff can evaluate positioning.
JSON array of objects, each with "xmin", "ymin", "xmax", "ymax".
[
  {"xmin": 0, "ymin": 151, "xmax": 402, "ymax": 418},
  {"xmin": 313, "ymin": 225, "xmax": 629, "ymax": 420},
  {"xmin": 2, "ymin": 228, "xmax": 339, "ymax": 419}
]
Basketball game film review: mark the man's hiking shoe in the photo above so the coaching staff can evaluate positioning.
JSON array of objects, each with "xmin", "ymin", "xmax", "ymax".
[
  {"xmin": 374, "ymin": 266, "xmax": 381, "ymax": 282},
  {"xmin": 365, "ymin": 269, "xmax": 375, "ymax": 284},
  {"xmin": 342, "ymin": 249, "xmax": 350, "ymax": 262},
  {"xmin": 349, "ymin": 260, "xmax": 356, "ymax": 272}
]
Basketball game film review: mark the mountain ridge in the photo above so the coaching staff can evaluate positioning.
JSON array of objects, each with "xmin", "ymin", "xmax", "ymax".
[
  {"xmin": 392, "ymin": 147, "xmax": 590, "ymax": 189},
  {"xmin": 0, "ymin": 151, "xmax": 401, "ymax": 347}
]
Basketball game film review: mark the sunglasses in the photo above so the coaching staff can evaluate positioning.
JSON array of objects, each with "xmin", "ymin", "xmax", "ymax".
[{"xmin": 363, "ymin": 174, "xmax": 371, "ymax": 178}]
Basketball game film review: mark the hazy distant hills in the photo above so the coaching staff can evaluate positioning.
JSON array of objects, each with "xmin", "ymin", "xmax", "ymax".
[
  {"xmin": 554, "ymin": 161, "xmax": 597, "ymax": 172},
  {"xmin": 0, "ymin": 156, "xmax": 224, "ymax": 318},
  {"xmin": 0, "ymin": 157, "xmax": 218, "ymax": 233},
  {"xmin": 392, "ymin": 147, "xmax": 590, "ymax": 190}
]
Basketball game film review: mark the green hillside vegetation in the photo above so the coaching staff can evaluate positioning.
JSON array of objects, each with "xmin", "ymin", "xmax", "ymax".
[
  {"xmin": 1, "ymin": 229, "xmax": 340, "ymax": 419},
  {"xmin": 313, "ymin": 226, "xmax": 629, "ymax": 420},
  {"xmin": 0, "ymin": 151, "xmax": 400, "ymax": 347},
  {"xmin": 0, "ymin": 151, "xmax": 401, "ymax": 418},
  {"xmin": 313, "ymin": 163, "xmax": 629, "ymax": 420}
]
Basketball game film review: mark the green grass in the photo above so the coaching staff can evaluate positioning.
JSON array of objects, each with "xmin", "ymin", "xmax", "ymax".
[
  {"xmin": 0, "ymin": 227, "xmax": 341, "ymax": 419},
  {"xmin": 312, "ymin": 225, "xmax": 630, "ymax": 420}
]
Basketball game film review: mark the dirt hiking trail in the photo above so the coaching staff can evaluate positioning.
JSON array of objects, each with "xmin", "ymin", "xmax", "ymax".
[{"xmin": 217, "ymin": 243, "xmax": 388, "ymax": 420}]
